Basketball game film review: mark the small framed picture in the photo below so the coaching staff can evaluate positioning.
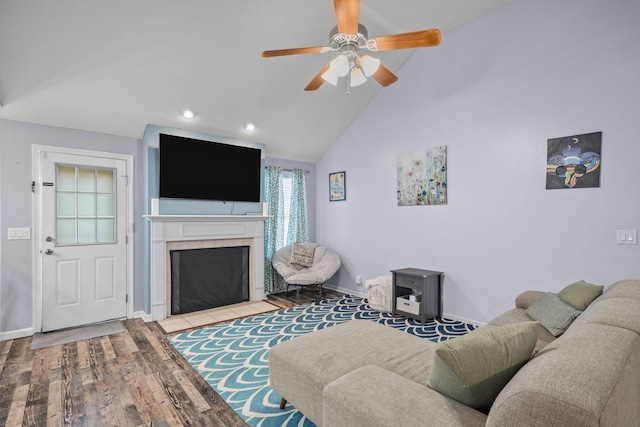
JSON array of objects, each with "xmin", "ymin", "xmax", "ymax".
[{"xmin": 329, "ymin": 171, "xmax": 346, "ymax": 201}]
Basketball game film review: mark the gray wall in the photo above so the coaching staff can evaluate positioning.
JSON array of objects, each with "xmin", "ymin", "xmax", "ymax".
[
  {"xmin": 316, "ymin": 0, "xmax": 640, "ymax": 323},
  {"xmin": 0, "ymin": 118, "xmax": 316, "ymax": 334},
  {"xmin": 0, "ymin": 119, "xmax": 144, "ymax": 333}
]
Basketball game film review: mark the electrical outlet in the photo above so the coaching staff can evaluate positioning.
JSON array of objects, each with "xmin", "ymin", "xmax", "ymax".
[{"xmin": 356, "ymin": 275, "xmax": 363, "ymax": 285}]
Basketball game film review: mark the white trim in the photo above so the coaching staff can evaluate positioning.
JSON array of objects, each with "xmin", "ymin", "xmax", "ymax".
[
  {"xmin": 0, "ymin": 327, "xmax": 33, "ymax": 341},
  {"xmin": 145, "ymin": 215, "xmax": 267, "ymax": 321},
  {"xmin": 134, "ymin": 310, "xmax": 152, "ymax": 322},
  {"xmin": 323, "ymin": 283, "xmax": 365, "ymax": 298},
  {"xmin": 31, "ymin": 145, "xmax": 134, "ymax": 333},
  {"xmin": 443, "ymin": 314, "xmax": 484, "ymax": 327}
]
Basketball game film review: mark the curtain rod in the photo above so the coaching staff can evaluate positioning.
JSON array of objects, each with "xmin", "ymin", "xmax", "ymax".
[{"xmin": 266, "ymin": 166, "xmax": 310, "ymax": 174}]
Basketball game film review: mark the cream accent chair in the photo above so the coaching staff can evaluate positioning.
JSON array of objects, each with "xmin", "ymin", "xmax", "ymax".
[{"xmin": 271, "ymin": 243, "xmax": 341, "ymax": 299}]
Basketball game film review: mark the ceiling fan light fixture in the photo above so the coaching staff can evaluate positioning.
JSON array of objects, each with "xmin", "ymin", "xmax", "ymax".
[
  {"xmin": 321, "ymin": 67, "xmax": 339, "ymax": 86},
  {"xmin": 359, "ymin": 55, "xmax": 381, "ymax": 77},
  {"xmin": 330, "ymin": 54, "xmax": 350, "ymax": 77},
  {"xmin": 350, "ymin": 67, "xmax": 367, "ymax": 87}
]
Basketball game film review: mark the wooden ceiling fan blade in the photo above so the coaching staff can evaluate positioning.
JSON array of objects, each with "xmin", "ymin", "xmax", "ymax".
[
  {"xmin": 371, "ymin": 63, "xmax": 398, "ymax": 87},
  {"xmin": 369, "ymin": 29, "xmax": 441, "ymax": 51},
  {"xmin": 262, "ymin": 46, "xmax": 327, "ymax": 58},
  {"xmin": 304, "ymin": 63, "xmax": 331, "ymax": 91},
  {"xmin": 334, "ymin": 0, "xmax": 360, "ymax": 34}
]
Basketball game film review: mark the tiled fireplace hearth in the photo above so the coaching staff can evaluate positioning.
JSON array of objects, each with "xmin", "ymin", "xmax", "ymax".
[{"xmin": 145, "ymin": 215, "xmax": 268, "ymax": 321}]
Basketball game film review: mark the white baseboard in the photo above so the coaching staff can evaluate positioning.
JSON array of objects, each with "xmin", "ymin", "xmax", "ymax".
[
  {"xmin": 0, "ymin": 327, "xmax": 34, "ymax": 341},
  {"xmin": 134, "ymin": 310, "xmax": 153, "ymax": 322},
  {"xmin": 323, "ymin": 283, "xmax": 365, "ymax": 298},
  {"xmin": 442, "ymin": 313, "xmax": 484, "ymax": 327}
]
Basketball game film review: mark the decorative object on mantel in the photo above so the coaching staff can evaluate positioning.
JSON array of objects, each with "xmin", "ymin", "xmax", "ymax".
[
  {"xmin": 261, "ymin": 0, "xmax": 441, "ymax": 93},
  {"xmin": 546, "ymin": 131, "xmax": 601, "ymax": 189},
  {"xmin": 329, "ymin": 171, "xmax": 346, "ymax": 201},
  {"xmin": 397, "ymin": 145, "xmax": 447, "ymax": 206}
]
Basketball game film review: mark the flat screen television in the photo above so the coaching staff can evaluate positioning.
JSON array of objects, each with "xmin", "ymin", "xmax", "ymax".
[{"xmin": 158, "ymin": 133, "xmax": 262, "ymax": 202}]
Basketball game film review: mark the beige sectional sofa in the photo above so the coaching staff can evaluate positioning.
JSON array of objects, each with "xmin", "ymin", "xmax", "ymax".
[{"xmin": 268, "ymin": 279, "xmax": 640, "ymax": 427}]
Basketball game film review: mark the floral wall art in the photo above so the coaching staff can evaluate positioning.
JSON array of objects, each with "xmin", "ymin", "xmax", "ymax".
[{"xmin": 397, "ymin": 145, "xmax": 447, "ymax": 206}]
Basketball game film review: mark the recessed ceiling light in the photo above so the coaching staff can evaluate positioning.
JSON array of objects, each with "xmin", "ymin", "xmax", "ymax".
[
  {"xmin": 180, "ymin": 109, "xmax": 196, "ymax": 119},
  {"xmin": 244, "ymin": 123, "xmax": 256, "ymax": 132}
]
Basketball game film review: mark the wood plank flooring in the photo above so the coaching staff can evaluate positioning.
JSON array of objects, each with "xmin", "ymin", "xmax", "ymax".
[{"xmin": 0, "ymin": 289, "xmax": 343, "ymax": 426}]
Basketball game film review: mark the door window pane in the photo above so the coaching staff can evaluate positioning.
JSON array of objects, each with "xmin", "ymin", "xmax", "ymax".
[
  {"xmin": 97, "ymin": 194, "xmax": 114, "ymax": 216},
  {"xmin": 78, "ymin": 168, "xmax": 96, "ymax": 192},
  {"xmin": 57, "ymin": 193, "xmax": 76, "ymax": 217},
  {"xmin": 78, "ymin": 219, "xmax": 97, "ymax": 243},
  {"xmin": 97, "ymin": 169, "xmax": 114, "ymax": 193},
  {"xmin": 97, "ymin": 219, "xmax": 114, "ymax": 242},
  {"xmin": 78, "ymin": 194, "xmax": 97, "ymax": 217},
  {"xmin": 57, "ymin": 166, "xmax": 76, "ymax": 191},
  {"xmin": 56, "ymin": 165, "xmax": 116, "ymax": 245},
  {"xmin": 57, "ymin": 219, "xmax": 76, "ymax": 245}
]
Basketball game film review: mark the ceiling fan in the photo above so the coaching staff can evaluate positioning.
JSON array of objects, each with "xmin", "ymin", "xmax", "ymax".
[{"xmin": 262, "ymin": 0, "xmax": 441, "ymax": 93}]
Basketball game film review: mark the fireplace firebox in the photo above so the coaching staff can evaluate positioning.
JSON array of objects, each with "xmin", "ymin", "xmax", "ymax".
[{"xmin": 170, "ymin": 246, "xmax": 250, "ymax": 315}]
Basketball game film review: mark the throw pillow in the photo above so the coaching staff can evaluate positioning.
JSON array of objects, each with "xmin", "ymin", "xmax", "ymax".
[
  {"xmin": 557, "ymin": 280, "xmax": 604, "ymax": 311},
  {"xmin": 289, "ymin": 243, "xmax": 316, "ymax": 267},
  {"xmin": 427, "ymin": 321, "xmax": 538, "ymax": 413},
  {"xmin": 526, "ymin": 292, "xmax": 582, "ymax": 337}
]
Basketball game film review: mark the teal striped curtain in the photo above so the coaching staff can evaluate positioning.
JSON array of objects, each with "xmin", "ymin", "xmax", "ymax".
[
  {"xmin": 264, "ymin": 166, "xmax": 285, "ymax": 293},
  {"xmin": 287, "ymin": 168, "xmax": 310, "ymax": 245}
]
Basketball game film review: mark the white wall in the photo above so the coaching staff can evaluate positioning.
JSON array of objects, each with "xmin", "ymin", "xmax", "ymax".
[{"xmin": 316, "ymin": 0, "xmax": 640, "ymax": 323}]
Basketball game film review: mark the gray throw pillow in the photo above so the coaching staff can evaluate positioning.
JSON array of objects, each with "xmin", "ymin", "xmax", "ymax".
[
  {"xmin": 557, "ymin": 280, "xmax": 603, "ymax": 311},
  {"xmin": 289, "ymin": 243, "xmax": 316, "ymax": 267},
  {"xmin": 526, "ymin": 292, "xmax": 582, "ymax": 336},
  {"xmin": 427, "ymin": 321, "xmax": 538, "ymax": 413}
]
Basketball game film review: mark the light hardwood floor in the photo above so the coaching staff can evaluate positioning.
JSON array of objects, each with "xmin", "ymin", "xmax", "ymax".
[{"xmin": 0, "ymin": 289, "xmax": 342, "ymax": 426}]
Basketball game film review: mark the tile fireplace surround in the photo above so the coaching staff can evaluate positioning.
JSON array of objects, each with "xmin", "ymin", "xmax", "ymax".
[{"xmin": 145, "ymin": 215, "xmax": 269, "ymax": 321}]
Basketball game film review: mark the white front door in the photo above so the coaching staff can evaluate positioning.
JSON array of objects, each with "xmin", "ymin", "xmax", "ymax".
[{"xmin": 39, "ymin": 150, "xmax": 128, "ymax": 332}]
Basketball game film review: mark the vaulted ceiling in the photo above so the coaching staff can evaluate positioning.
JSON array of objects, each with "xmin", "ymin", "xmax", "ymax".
[{"xmin": 0, "ymin": 0, "xmax": 512, "ymax": 162}]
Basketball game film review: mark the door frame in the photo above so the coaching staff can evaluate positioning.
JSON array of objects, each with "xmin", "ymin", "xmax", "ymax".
[{"xmin": 31, "ymin": 145, "xmax": 134, "ymax": 332}]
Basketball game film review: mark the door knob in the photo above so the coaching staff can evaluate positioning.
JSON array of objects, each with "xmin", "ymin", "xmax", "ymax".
[
  {"xmin": 45, "ymin": 236, "xmax": 54, "ymax": 242},
  {"xmin": 44, "ymin": 249, "xmax": 53, "ymax": 255}
]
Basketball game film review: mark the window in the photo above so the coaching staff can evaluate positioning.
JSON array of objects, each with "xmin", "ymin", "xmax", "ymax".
[{"xmin": 56, "ymin": 165, "xmax": 116, "ymax": 245}]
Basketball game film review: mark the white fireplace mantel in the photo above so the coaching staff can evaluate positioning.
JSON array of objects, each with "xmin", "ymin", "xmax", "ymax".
[{"xmin": 145, "ymin": 214, "xmax": 270, "ymax": 321}]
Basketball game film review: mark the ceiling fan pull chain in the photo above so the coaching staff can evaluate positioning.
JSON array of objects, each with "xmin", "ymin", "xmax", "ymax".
[{"xmin": 346, "ymin": 70, "xmax": 352, "ymax": 95}]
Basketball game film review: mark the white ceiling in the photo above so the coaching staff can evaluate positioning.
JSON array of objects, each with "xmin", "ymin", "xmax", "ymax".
[{"xmin": 0, "ymin": 0, "xmax": 512, "ymax": 163}]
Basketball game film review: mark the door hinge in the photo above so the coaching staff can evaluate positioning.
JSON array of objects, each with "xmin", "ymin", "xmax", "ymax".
[
  {"xmin": 123, "ymin": 175, "xmax": 130, "ymax": 186},
  {"xmin": 126, "ymin": 294, "xmax": 129, "ymax": 303},
  {"xmin": 126, "ymin": 235, "xmax": 129, "ymax": 244}
]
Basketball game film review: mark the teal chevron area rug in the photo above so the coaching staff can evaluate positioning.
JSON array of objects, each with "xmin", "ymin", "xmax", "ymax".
[{"xmin": 169, "ymin": 295, "xmax": 476, "ymax": 427}]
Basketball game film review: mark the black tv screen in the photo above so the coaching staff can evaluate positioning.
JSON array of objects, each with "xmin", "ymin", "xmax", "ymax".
[{"xmin": 159, "ymin": 133, "xmax": 262, "ymax": 202}]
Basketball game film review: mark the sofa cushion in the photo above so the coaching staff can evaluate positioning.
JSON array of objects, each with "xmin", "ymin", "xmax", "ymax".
[
  {"xmin": 427, "ymin": 321, "xmax": 538, "ymax": 413},
  {"xmin": 487, "ymin": 307, "xmax": 556, "ymax": 351},
  {"xmin": 557, "ymin": 280, "xmax": 603, "ymax": 310},
  {"xmin": 289, "ymin": 242, "xmax": 317, "ymax": 267},
  {"xmin": 526, "ymin": 292, "xmax": 582, "ymax": 336}
]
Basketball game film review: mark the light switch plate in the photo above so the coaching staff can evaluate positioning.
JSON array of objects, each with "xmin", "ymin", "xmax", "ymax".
[
  {"xmin": 616, "ymin": 229, "xmax": 638, "ymax": 245},
  {"xmin": 8, "ymin": 227, "xmax": 31, "ymax": 240}
]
